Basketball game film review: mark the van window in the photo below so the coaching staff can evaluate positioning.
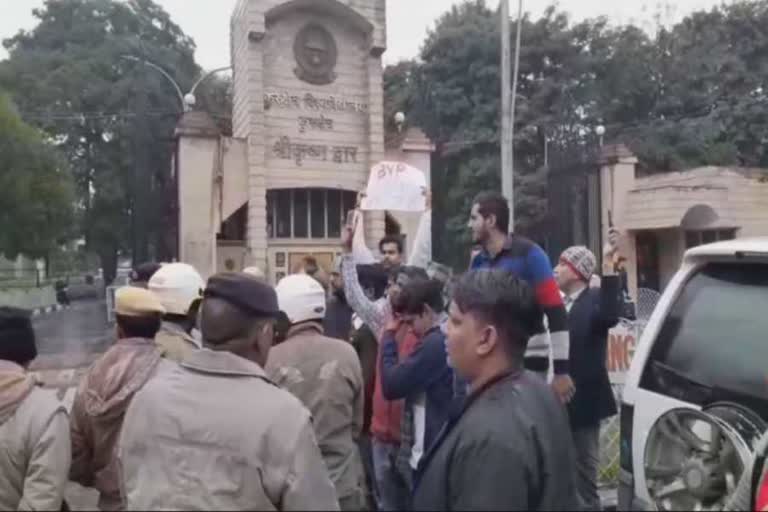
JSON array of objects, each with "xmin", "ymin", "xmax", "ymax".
[{"xmin": 641, "ymin": 262, "xmax": 768, "ymax": 406}]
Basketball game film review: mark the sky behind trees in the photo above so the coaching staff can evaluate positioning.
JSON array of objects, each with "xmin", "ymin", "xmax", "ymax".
[{"xmin": 1, "ymin": 0, "xmax": 721, "ymax": 69}]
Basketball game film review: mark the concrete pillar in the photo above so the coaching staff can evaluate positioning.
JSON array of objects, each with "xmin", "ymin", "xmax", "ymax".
[
  {"xmin": 365, "ymin": 51, "xmax": 386, "ymax": 249},
  {"xmin": 175, "ymin": 111, "xmax": 221, "ymax": 280},
  {"xmin": 599, "ymin": 144, "xmax": 639, "ymax": 298}
]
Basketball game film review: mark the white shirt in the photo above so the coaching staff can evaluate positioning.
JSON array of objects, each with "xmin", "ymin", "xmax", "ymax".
[
  {"xmin": 562, "ymin": 285, "xmax": 587, "ymax": 314},
  {"xmin": 410, "ymin": 394, "xmax": 427, "ymax": 470}
]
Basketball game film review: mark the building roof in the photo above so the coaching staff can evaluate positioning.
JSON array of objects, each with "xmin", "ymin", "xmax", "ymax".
[{"xmin": 623, "ymin": 167, "xmax": 768, "ymax": 231}]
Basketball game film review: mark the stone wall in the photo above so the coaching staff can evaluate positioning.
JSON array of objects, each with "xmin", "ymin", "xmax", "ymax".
[{"xmin": 0, "ymin": 286, "xmax": 57, "ymax": 310}]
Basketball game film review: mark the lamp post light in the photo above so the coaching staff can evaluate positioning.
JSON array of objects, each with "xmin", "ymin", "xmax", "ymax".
[
  {"xmin": 596, "ymin": 124, "xmax": 606, "ymax": 147},
  {"xmin": 394, "ymin": 111, "xmax": 406, "ymax": 133},
  {"xmin": 120, "ymin": 56, "xmax": 231, "ymax": 113},
  {"xmin": 184, "ymin": 66, "xmax": 233, "ymax": 111},
  {"xmin": 119, "ymin": 55, "xmax": 232, "ymax": 264},
  {"xmin": 120, "ymin": 55, "xmax": 186, "ymax": 111}
]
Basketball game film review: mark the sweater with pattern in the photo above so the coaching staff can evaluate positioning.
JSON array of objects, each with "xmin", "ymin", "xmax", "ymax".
[{"xmin": 470, "ymin": 235, "xmax": 570, "ymax": 375}]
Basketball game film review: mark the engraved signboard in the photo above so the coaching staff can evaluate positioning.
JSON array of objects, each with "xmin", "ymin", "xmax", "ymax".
[{"xmin": 294, "ymin": 23, "xmax": 338, "ymax": 86}]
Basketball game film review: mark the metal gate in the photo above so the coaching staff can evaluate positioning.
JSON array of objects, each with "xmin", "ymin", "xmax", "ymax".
[{"xmin": 545, "ymin": 145, "xmax": 602, "ymax": 263}]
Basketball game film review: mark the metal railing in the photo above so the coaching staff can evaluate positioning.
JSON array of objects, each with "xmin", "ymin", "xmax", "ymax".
[
  {"xmin": 0, "ymin": 268, "xmax": 92, "ymax": 289},
  {"xmin": 599, "ymin": 288, "xmax": 661, "ymax": 489}
]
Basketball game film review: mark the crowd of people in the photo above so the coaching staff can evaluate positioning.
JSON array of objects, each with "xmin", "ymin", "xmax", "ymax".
[{"xmin": 0, "ymin": 190, "xmax": 637, "ymax": 511}]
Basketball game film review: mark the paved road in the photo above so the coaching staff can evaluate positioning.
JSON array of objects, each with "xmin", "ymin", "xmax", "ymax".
[
  {"xmin": 32, "ymin": 299, "xmax": 113, "ymax": 369},
  {"xmin": 30, "ymin": 299, "xmax": 109, "ymax": 510}
]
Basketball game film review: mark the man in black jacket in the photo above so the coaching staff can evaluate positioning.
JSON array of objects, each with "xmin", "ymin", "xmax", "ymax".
[
  {"xmin": 324, "ymin": 260, "xmax": 354, "ymax": 341},
  {"xmin": 554, "ymin": 235, "xmax": 622, "ymax": 511},
  {"xmin": 413, "ymin": 270, "xmax": 578, "ymax": 511}
]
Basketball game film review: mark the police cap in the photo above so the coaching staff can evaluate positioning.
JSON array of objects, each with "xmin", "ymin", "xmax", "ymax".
[
  {"xmin": 115, "ymin": 286, "xmax": 166, "ymax": 317},
  {"xmin": 131, "ymin": 262, "xmax": 163, "ymax": 285},
  {"xmin": 204, "ymin": 272, "xmax": 279, "ymax": 317}
]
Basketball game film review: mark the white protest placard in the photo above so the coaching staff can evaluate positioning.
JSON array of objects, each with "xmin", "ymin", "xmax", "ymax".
[{"xmin": 360, "ymin": 161, "xmax": 427, "ymax": 212}]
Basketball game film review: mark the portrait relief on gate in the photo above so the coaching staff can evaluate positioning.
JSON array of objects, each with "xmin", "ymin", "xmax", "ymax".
[{"xmin": 293, "ymin": 23, "xmax": 338, "ymax": 86}]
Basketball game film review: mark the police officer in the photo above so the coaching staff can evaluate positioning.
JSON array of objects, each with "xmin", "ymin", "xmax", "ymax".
[
  {"xmin": 117, "ymin": 272, "xmax": 339, "ymax": 511},
  {"xmin": 0, "ymin": 307, "xmax": 70, "ymax": 511},
  {"xmin": 148, "ymin": 263, "xmax": 205, "ymax": 361},
  {"xmin": 267, "ymin": 274, "xmax": 365, "ymax": 510},
  {"xmin": 70, "ymin": 286, "xmax": 166, "ymax": 511}
]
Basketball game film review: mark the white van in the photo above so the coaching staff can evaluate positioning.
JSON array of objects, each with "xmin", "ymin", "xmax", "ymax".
[{"xmin": 619, "ymin": 238, "xmax": 768, "ymax": 511}]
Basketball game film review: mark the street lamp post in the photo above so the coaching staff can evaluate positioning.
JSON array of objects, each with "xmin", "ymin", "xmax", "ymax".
[
  {"xmin": 184, "ymin": 66, "xmax": 232, "ymax": 111},
  {"xmin": 119, "ymin": 56, "xmax": 232, "ymax": 263},
  {"xmin": 500, "ymin": 0, "xmax": 524, "ymax": 231},
  {"xmin": 120, "ymin": 56, "xmax": 232, "ymax": 112},
  {"xmin": 120, "ymin": 55, "xmax": 186, "ymax": 111}
]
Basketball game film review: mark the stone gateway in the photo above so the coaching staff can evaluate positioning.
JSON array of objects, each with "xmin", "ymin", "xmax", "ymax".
[{"xmin": 175, "ymin": 0, "xmax": 434, "ymax": 282}]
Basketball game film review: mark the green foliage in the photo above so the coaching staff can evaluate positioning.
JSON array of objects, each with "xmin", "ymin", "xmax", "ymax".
[
  {"xmin": 195, "ymin": 74, "xmax": 233, "ymax": 135},
  {"xmin": 0, "ymin": 93, "xmax": 75, "ymax": 259},
  {"xmin": 383, "ymin": 60, "xmax": 419, "ymax": 136},
  {"xmin": 0, "ymin": 0, "xmax": 199, "ymax": 283},
  {"xmin": 384, "ymin": 0, "xmax": 768, "ymax": 268}
]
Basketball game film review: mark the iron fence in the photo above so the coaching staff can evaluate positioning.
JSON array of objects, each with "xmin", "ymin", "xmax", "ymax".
[
  {"xmin": 0, "ymin": 268, "xmax": 92, "ymax": 289},
  {"xmin": 599, "ymin": 289, "xmax": 661, "ymax": 488},
  {"xmin": 545, "ymin": 144, "xmax": 603, "ymax": 266}
]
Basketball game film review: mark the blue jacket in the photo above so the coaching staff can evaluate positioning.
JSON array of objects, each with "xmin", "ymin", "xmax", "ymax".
[{"xmin": 380, "ymin": 326, "xmax": 454, "ymax": 457}]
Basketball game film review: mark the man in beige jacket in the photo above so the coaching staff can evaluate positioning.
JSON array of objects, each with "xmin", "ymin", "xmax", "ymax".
[
  {"xmin": 148, "ymin": 262, "xmax": 205, "ymax": 361},
  {"xmin": 268, "ymin": 274, "xmax": 365, "ymax": 510},
  {"xmin": 69, "ymin": 287, "xmax": 165, "ymax": 511},
  {"xmin": 0, "ymin": 307, "xmax": 70, "ymax": 511},
  {"xmin": 118, "ymin": 272, "xmax": 339, "ymax": 510}
]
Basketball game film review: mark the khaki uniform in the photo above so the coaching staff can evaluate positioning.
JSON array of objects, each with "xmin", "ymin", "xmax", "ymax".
[
  {"xmin": 266, "ymin": 324, "xmax": 365, "ymax": 510},
  {"xmin": 0, "ymin": 363, "xmax": 71, "ymax": 511},
  {"xmin": 154, "ymin": 321, "xmax": 201, "ymax": 362},
  {"xmin": 118, "ymin": 349, "xmax": 340, "ymax": 511},
  {"xmin": 69, "ymin": 338, "xmax": 162, "ymax": 511}
]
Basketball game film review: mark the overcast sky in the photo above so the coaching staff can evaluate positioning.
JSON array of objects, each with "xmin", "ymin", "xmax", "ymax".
[{"xmin": 1, "ymin": 0, "xmax": 723, "ymax": 70}]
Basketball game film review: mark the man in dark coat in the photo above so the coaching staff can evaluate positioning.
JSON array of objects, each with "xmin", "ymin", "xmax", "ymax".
[
  {"xmin": 130, "ymin": 262, "xmax": 162, "ymax": 288},
  {"xmin": 413, "ymin": 270, "xmax": 578, "ymax": 511},
  {"xmin": 554, "ymin": 234, "xmax": 622, "ymax": 511},
  {"xmin": 324, "ymin": 260, "xmax": 354, "ymax": 341}
]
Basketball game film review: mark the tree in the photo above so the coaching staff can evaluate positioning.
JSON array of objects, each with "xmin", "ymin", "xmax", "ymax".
[
  {"xmin": 406, "ymin": 2, "xmax": 597, "ymax": 268},
  {"xmin": 383, "ymin": 0, "xmax": 768, "ymax": 268},
  {"xmin": 0, "ymin": 0, "xmax": 199, "ymax": 283},
  {"xmin": 0, "ymin": 93, "xmax": 74, "ymax": 260},
  {"xmin": 195, "ymin": 73, "xmax": 234, "ymax": 135},
  {"xmin": 383, "ymin": 60, "xmax": 420, "ymax": 139},
  {"xmin": 590, "ymin": 1, "xmax": 768, "ymax": 171}
]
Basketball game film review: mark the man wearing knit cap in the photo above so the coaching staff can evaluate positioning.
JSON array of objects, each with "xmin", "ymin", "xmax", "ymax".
[
  {"xmin": 0, "ymin": 307, "xmax": 71, "ymax": 511},
  {"xmin": 554, "ymin": 231, "xmax": 623, "ymax": 511},
  {"xmin": 118, "ymin": 272, "xmax": 339, "ymax": 511},
  {"xmin": 69, "ymin": 287, "xmax": 165, "ymax": 511}
]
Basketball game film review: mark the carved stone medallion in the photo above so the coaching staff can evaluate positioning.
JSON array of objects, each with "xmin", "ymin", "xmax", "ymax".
[{"xmin": 294, "ymin": 23, "xmax": 338, "ymax": 86}]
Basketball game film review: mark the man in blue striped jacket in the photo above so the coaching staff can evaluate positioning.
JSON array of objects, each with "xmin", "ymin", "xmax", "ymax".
[{"xmin": 468, "ymin": 191, "xmax": 575, "ymax": 403}]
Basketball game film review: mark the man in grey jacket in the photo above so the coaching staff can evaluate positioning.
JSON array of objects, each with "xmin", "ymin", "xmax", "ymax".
[
  {"xmin": 413, "ymin": 270, "xmax": 579, "ymax": 511},
  {"xmin": 118, "ymin": 273, "xmax": 339, "ymax": 511},
  {"xmin": 267, "ymin": 274, "xmax": 365, "ymax": 510},
  {"xmin": 0, "ymin": 307, "xmax": 70, "ymax": 511}
]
